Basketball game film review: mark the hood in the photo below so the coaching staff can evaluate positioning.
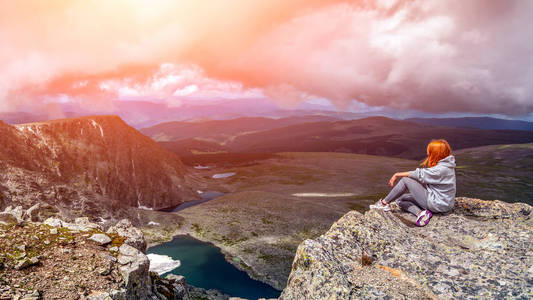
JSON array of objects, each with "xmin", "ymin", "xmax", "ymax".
[{"xmin": 438, "ymin": 155, "xmax": 456, "ymax": 168}]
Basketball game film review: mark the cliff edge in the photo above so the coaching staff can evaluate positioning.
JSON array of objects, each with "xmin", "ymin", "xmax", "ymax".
[{"xmin": 280, "ymin": 197, "xmax": 532, "ymax": 299}]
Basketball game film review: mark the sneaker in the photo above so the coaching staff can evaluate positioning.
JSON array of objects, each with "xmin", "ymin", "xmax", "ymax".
[
  {"xmin": 415, "ymin": 210, "xmax": 433, "ymax": 227},
  {"xmin": 369, "ymin": 199, "xmax": 391, "ymax": 212}
]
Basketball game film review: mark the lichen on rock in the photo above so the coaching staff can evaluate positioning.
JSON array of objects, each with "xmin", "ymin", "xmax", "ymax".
[
  {"xmin": 0, "ymin": 206, "xmax": 201, "ymax": 300},
  {"xmin": 280, "ymin": 197, "xmax": 532, "ymax": 299}
]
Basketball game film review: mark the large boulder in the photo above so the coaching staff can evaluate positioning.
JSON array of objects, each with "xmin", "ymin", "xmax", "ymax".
[
  {"xmin": 23, "ymin": 203, "xmax": 41, "ymax": 222},
  {"xmin": 0, "ymin": 206, "xmax": 24, "ymax": 225},
  {"xmin": 107, "ymin": 219, "xmax": 147, "ymax": 252},
  {"xmin": 43, "ymin": 216, "xmax": 101, "ymax": 232},
  {"xmin": 280, "ymin": 197, "xmax": 532, "ymax": 299},
  {"xmin": 117, "ymin": 244, "xmax": 152, "ymax": 299}
]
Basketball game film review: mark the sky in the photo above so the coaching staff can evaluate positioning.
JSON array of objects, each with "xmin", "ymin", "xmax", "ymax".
[{"xmin": 1, "ymin": 0, "xmax": 532, "ymax": 119}]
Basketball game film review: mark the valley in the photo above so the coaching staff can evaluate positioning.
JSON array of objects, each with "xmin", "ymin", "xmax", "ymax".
[
  {"xmin": 141, "ymin": 144, "xmax": 533, "ymax": 291},
  {"xmin": 141, "ymin": 152, "xmax": 420, "ymax": 290},
  {"xmin": 1, "ymin": 115, "xmax": 532, "ymax": 298}
]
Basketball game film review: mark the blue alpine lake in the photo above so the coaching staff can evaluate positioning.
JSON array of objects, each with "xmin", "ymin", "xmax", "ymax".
[{"xmin": 147, "ymin": 235, "xmax": 281, "ymax": 299}]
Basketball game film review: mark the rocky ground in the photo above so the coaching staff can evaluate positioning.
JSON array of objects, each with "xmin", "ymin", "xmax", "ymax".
[
  {"xmin": 0, "ymin": 205, "xmax": 236, "ymax": 300},
  {"xmin": 280, "ymin": 197, "xmax": 533, "ymax": 299}
]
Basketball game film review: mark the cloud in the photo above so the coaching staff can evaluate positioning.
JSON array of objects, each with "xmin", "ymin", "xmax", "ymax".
[
  {"xmin": 0, "ymin": 0, "xmax": 532, "ymax": 115},
  {"xmin": 212, "ymin": 0, "xmax": 533, "ymax": 115}
]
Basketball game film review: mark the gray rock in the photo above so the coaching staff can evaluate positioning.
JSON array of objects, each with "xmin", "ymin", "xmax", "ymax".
[
  {"xmin": 97, "ymin": 261, "xmax": 113, "ymax": 276},
  {"xmin": 280, "ymin": 198, "xmax": 533, "ymax": 299},
  {"xmin": 43, "ymin": 217, "xmax": 63, "ymax": 227},
  {"xmin": 14, "ymin": 257, "xmax": 39, "ymax": 270},
  {"xmin": 0, "ymin": 206, "xmax": 25, "ymax": 225},
  {"xmin": 160, "ymin": 274, "xmax": 189, "ymax": 299},
  {"xmin": 86, "ymin": 291, "xmax": 111, "ymax": 300},
  {"xmin": 5, "ymin": 206, "xmax": 24, "ymax": 220},
  {"xmin": 100, "ymin": 253, "xmax": 117, "ymax": 262},
  {"xmin": 89, "ymin": 233, "xmax": 112, "ymax": 245},
  {"xmin": 64, "ymin": 217, "xmax": 101, "ymax": 232},
  {"xmin": 109, "ymin": 289, "xmax": 127, "ymax": 300},
  {"xmin": 107, "ymin": 219, "xmax": 147, "ymax": 252},
  {"xmin": 118, "ymin": 246, "xmax": 152, "ymax": 299},
  {"xmin": 117, "ymin": 255, "xmax": 134, "ymax": 265},
  {"xmin": 23, "ymin": 203, "xmax": 41, "ymax": 222},
  {"xmin": 0, "ymin": 212, "xmax": 18, "ymax": 225},
  {"xmin": 50, "ymin": 228, "xmax": 58, "ymax": 235},
  {"xmin": 118, "ymin": 244, "xmax": 139, "ymax": 257}
]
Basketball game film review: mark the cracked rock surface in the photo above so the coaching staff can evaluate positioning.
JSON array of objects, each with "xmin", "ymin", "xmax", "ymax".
[{"xmin": 280, "ymin": 197, "xmax": 532, "ymax": 299}]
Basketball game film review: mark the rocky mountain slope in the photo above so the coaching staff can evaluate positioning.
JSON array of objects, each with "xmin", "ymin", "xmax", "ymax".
[
  {"xmin": 0, "ymin": 116, "xmax": 199, "ymax": 217},
  {"xmin": 280, "ymin": 198, "xmax": 532, "ymax": 299}
]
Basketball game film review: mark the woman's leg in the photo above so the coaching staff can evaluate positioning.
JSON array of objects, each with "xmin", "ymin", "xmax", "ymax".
[
  {"xmin": 397, "ymin": 193, "xmax": 423, "ymax": 216},
  {"xmin": 383, "ymin": 177, "xmax": 428, "ymax": 212}
]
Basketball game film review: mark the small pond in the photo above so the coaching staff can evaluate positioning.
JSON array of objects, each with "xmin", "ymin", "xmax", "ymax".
[
  {"xmin": 147, "ymin": 235, "xmax": 281, "ymax": 299},
  {"xmin": 159, "ymin": 191, "xmax": 225, "ymax": 213}
]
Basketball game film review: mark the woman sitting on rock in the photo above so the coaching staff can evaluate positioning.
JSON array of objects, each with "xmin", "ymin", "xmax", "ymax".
[{"xmin": 370, "ymin": 139, "xmax": 456, "ymax": 226}]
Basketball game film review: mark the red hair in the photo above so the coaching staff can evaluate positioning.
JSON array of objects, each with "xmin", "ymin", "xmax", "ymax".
[{"xmin": 421, "ymin": 139, "xmax": 451, "ymax": 168}]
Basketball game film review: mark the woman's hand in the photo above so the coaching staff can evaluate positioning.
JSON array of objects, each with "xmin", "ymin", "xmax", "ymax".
[
  {"xmin": 389, "ymin": 173, "xmax": 399, "ymax": 187},
  {"xmin": 389, "ymin": 171, "xmax": 410, "ymax": 187}
]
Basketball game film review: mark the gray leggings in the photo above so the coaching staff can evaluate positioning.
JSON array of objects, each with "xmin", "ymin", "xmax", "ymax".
[{"xmin": 384, "ymin": 177, "xmax": 428, "ymax": 216}]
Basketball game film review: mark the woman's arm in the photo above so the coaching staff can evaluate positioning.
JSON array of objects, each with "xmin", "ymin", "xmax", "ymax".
[
  {"xmin": 408, "ymin": 166, "xmax": 446, "ymax": 185},
  {"xmin": 389, "ymin": 171, "xmax": 410, "ymax": 187}
]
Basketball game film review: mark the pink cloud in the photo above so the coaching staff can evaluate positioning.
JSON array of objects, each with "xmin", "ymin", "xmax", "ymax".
[{"xmin": 1, "ymin": 0, "xmax": 532, "ymax": 115}]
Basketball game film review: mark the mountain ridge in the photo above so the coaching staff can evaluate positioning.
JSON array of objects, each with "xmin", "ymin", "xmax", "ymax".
[
  {"xmin": 0, "ymin": 115, "xmax": 200, "ymax": 217},
  {"xmin": 407, "ymin": 116, "xmax": 533, "ymax": 131}
]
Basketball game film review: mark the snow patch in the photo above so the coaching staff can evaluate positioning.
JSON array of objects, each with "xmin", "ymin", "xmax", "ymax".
[
  {"xmin": 194, "ymin": 165, "xmax": 210, "ymax": 169},
  {"xmin": 90, "ymin": 119, "xmax": 104, "ymax": 138},
  {"xmin": 147, "ymin": 221, "xmax": 160, "ymax": 226},
  {"xmin": 147, "ymin": 254, "xmax": 181, "ymax": 275},
  {"xmin": 138, "ymin": 205, "xmax": 153, "ymax": 210},
  {"xmin": 197, "ymin": 190, "xmax": 203, "ymax": 194},
  {"xmin": 292, "ymin": 192, "xmax": 356, "ymax": 197},
  {"xmin": 212, "ymin": 172, "xmax": 236, "ymax": 179}
]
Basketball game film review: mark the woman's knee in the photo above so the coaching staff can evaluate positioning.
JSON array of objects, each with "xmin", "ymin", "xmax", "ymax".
[{"xmin": 399, "ymin": 177, "xmax": 416, "ymax": 184}]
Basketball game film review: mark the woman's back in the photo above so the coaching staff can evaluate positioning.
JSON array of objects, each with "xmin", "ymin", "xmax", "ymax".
[{"xmin": 409, "ymin": 155, "xmax": 456, "ymax": 212}]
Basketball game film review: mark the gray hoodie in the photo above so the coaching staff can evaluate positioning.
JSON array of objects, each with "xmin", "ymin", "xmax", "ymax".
[{"xmin": 408, "ymin": 155, "xmax": 456, "ymax": 212}]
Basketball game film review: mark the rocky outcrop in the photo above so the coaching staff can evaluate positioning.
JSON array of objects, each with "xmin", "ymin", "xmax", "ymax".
[
  {"xmin": 280, "ymin": 197, "xmax": 532, "ymax": 299},
  {"xmin": 107, "ymin": 219, "xmax": 147, "ymax": 252},
  {"xmin": 0, "ymin": 205, "xmax": 228, "ymax": 300},
  {"xmin": 0, "ymin": 116, "xmax": 200, "ymax": 215}
]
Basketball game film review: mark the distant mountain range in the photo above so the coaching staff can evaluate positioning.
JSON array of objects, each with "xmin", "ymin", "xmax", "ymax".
[
  {"xmin": 0, "ymin": 116, "xmax": 199, "ymax": 218},
  {"xmin": 141, "ymin": 115, "xmax": 339, "ymax": 142},
  {"xmin": 4, "ymin": 100, "xmax": 532, "ymax": 132},
  {"xmin": 407, "ymin": 117, "xmax": 533, "ymax": 131},
  {"xmin": 1, "ymin": 99, "xmax": 365, "ymax": 129},
  {"xmin": 148, "ymin": 116, "xmax": 533, "ymax": 161}
]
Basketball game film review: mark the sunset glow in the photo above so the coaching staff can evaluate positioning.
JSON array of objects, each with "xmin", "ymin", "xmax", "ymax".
[{"xmin": 1, "ymin": 0, "xmax": 532, "ymax": 116}]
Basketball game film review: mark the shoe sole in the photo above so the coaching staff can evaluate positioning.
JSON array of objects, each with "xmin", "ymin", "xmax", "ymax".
[
  {"xmin": 417, "ymin": 211, "xmax": 432, "ymax": 226},
  {"xmin": 369, "ymin": 205, "xmax": 391, "ymax": 212}
]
